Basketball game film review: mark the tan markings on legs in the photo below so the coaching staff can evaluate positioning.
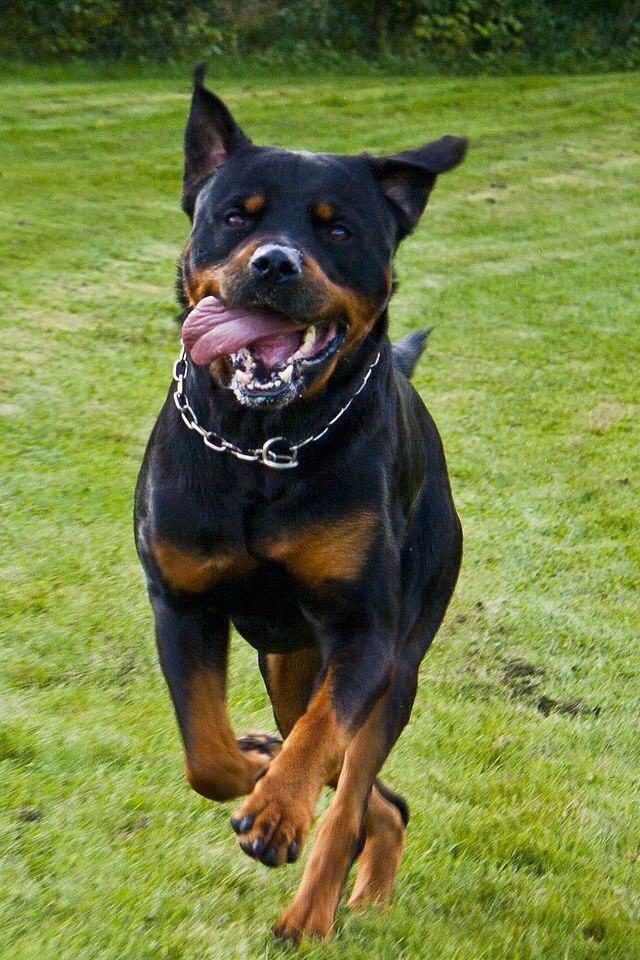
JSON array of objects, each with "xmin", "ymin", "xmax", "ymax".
[
  {"xmin": 264, "ymin": 648, "xmax": 321, "ymax": 737},
  {"xmin": 264, "ymin": 650, "xmax": 405, "ymax": 907},
  {"xmin": 264, "ymin": 649, "xmax": 405, "ymax": 907},
  {"xmin": 274, "ymin": 695, "xmax": 388, "ymax": 942},
  {"xmin": 151, "ymin": 541, "xmax": 256, "ymax": 594},
  {"xmin": 348, "ymin": 783, "xmax": 405, "ymax": 909},
  {"xmin": 185, "ymin": 668, "xmax": 275, "ymax": 802},
  {"xmin": 231, "ymin": 672, "xmax": 348, "ymax": 866},
  {"xmin": 264, "ymin": 510, "xmax": 376, "ymax": 589}
]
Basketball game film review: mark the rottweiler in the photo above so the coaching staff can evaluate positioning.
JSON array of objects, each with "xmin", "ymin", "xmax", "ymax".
[{"xmin": 134, "ymin": 66, "xmax": 466, "ymax": 942}]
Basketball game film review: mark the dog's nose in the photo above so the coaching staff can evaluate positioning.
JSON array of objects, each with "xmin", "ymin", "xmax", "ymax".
[{"xmin": 250, "ymin": 244, "xmax": 302, "ymax": 283}]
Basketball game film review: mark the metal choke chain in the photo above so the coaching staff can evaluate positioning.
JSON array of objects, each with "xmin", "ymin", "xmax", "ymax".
[{"xmin": 172, "ymin": 343, "xmax": 380, "ymax": 470}]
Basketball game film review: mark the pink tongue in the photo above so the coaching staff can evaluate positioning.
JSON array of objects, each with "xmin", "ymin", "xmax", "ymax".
[{"xmin": 182, "ymin": 296, "xmax": 303, "ymax": 367}]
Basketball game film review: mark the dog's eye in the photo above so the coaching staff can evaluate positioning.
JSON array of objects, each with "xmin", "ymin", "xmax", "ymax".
[
  {"xmin": 225, "ymin": 212, "xmax": 246, "ymax": 228},
  {"xmin": 328, "ymin": 223, "xmax": 351, "ymax": 241}
]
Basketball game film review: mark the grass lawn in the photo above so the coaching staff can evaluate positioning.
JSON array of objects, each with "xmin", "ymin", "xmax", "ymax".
[{"xmin": 1, "ymin": 68, "xmax": 639, "ymax": 959}]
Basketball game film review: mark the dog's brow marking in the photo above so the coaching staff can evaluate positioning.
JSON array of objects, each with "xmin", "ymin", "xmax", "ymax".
[
  {"xmin": 244, "ymin": 193, "xmax": 265, "ymax": 214},
  {"xmin": 264, "ymin": 511, "xmax": 376, "ymax": 587},
  {"xmin": 316, "ymin": 202, "xmax": 334, "ymax": 221},
  {"xmin": 152, "ymin": 541, "xmax": 255, "ymax": 592}
]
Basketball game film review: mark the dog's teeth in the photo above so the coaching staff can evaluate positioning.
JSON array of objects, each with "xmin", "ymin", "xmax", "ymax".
[
  {"xmin": 238, "ymin": 348, "xmax": 255, "ymax": 370},
  {"xmin": 280, "ymin": 364, "xmax": 293, "ymax": 383},
  {"xmin": 231, "ymin": 348, "xmax": 255, "ymax": 374},
  {"xmin": 236, "ymin": 370, "xmax": 252, "ymax": 385},
  {"xmin": 299, "ymin": 325, "xmax": 317, "ymax": 357}
]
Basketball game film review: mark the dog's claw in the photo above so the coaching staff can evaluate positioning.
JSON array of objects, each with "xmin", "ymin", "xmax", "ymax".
[
  {"xmin": 287, "ymin": 841, "xmax": 298, "ymax": 863},
  {"xmin": 252, "ymin": 836, "xmax": 265, "ymax": 856},
  {"xmin": 273, "ymin": 924, "xmax": 300, "ymax": 945},
  {"xmin": 231, "ymin": 813, "xmax": 254, "ymax": 835},
  {"xmin": 263, "ymin": 847, "xmax": 278, "ymax": 868}
]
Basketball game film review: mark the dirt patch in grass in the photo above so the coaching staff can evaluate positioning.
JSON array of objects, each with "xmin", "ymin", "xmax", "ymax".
[
  {"xmin": 536, "ymin": 694, "xmax": 601, "ymax": 719},
  {"xmin": 501, "ymin": 657, "xmax": 601, "ymax": 719},
  {"xmin": 501, "ymin": 657, "xmax": 546, "ymax": 699}
]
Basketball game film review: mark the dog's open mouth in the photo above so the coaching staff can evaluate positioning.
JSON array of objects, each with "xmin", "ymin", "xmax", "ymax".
[{"xmin": 182, "ymin": 296, "xmax": 344, "ymax": 406}]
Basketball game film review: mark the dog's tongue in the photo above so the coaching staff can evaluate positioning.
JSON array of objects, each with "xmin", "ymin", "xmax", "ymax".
[{"xmin": 182, "ymin": 296, "xmax": 303, "ymax": 367}]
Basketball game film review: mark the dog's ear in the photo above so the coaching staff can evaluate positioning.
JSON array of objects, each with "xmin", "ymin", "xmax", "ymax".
[
  {"xmin": 370, "ymin": 136, "xmax": 467, "ymax": 241},
  {"xmin": 182, "ymin": 65, "xmax": 252, "ymax": 219}
]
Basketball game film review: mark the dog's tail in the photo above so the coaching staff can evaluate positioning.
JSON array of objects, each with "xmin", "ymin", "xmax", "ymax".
[{"xmin": 391, "ymin": 328, "xmax": 432, "ymax": 380}]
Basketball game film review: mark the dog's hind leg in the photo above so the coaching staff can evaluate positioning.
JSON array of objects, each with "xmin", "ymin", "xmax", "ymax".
[
  {"xmin": 259, "ymin": 648, "xmax": 322, "ymax": 738},
  {"xmin": 346, "ymin": 550, "xmax": 461, "ymax": 913},
  {"xmin": 152, "ymin": 593, "xmax": 279, "ymax": 802},
  {"xmin": 347, "ymin": 780, "xmax": 407, "ymax": 910}
]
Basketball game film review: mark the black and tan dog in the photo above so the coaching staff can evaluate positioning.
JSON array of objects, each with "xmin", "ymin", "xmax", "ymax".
[{"xmin": 134, "ymin": 67, "xmax": 466, "ymax": 942}]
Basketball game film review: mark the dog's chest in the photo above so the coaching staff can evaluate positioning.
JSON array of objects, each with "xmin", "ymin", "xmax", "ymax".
[{"xmin": 150, "ymin": 507, "xmax": 375, "ymax": 595}]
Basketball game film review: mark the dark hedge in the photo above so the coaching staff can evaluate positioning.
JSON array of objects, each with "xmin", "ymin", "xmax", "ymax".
[{"xmin": 3, "ymin": 1, "xmax": 639, "ymax": 71}]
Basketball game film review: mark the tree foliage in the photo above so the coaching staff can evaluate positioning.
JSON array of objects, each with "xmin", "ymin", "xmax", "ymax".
[{"xmin": 2, "ymin": 0, "xmax": 639, "ymax": 70}]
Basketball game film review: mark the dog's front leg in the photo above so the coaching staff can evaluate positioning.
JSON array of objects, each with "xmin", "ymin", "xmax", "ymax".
[
  {"xmin": 230, "ymin": 610, "xmax": 395, "ymax": 868},
  {"xmin": 151, "ymin": 591, "xmax": 279, "ymax": 801}
]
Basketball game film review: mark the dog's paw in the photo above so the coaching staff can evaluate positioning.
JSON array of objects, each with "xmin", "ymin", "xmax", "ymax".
[
  {"xmin": 273, "ymin": 896, "xmax": 335, "ymax": 943},
  {"xmin": 230, "ymin": 772, "xmax": 313, "ymax": 867}
]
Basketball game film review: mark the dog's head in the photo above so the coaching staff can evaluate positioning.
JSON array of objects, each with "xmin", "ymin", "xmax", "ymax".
[{"xmin": 180, "ymin": 68, "xmax": 467, "ymax": 408}]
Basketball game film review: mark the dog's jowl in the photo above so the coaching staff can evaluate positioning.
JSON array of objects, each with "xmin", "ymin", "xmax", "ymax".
[{"xmin": 134, "ymin": 66, "xmax": 467, "ymax": 943}]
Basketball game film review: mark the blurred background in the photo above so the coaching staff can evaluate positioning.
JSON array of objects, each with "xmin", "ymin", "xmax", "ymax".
[{"xmin": 3, "ymin": 0, "xmax": 639, "ymax": 74}]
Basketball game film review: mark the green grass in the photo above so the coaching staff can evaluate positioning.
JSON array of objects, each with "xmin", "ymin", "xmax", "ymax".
[{"xmin": 1, "ymin": 69, "xmax": 639, "ymax": 959}]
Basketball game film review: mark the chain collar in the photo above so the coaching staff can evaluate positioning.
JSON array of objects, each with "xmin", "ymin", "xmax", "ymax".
[{"xmin": 172, "ymin": 343, "xmax": 381, "ymax": 470}]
